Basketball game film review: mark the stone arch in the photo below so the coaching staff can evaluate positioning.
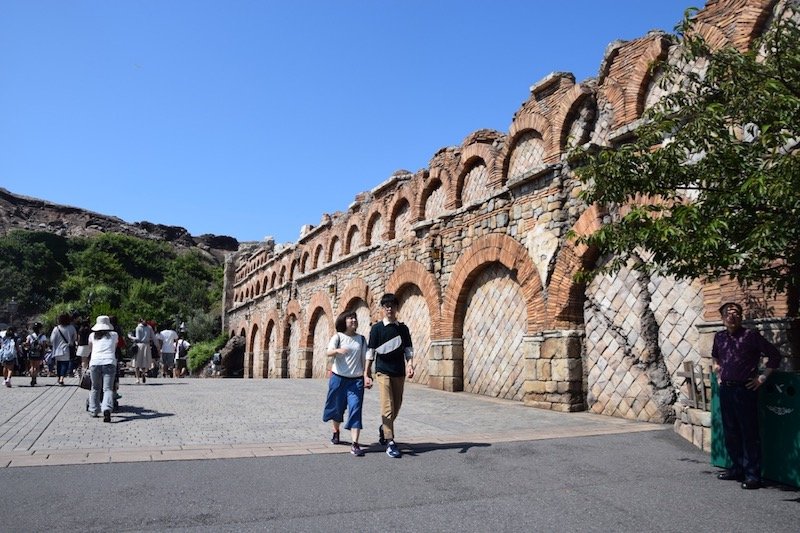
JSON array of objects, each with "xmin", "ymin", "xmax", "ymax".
[
  {"xmin": 282, "ymin": 299, "xmax": 307, "ymax": 378},
  {"xmin": 279, "ymin": 264, "xmax": 287, "ymax": 286},
  {"xmin": 418, "ymin": 177, "xmax": 446, "ymax": 221},
  {"xmin": 312, "ymin": 243, "xmax": 324, "ymax": 269},
  {"xmin": 261, "ymin": 310, "xmax": 279, "ymax": 378},
  {"xmin": 385, "ymin": 260, "xmax": 442, "ymax": 337},
  {"xmin": 546, "ymin": 205, "xmax": 605, "ymax": 330},
  {"xmin": 300, "ymin": 251, "xmax": 310, "ymax": 274},
  {"xmin": 344, "ymin": 223, "xmax": 360, "ymax": 255},
  {"xmin": 429, "ymin": 166, "xmax": 457, "ymax": 211},
  {"xmin": 306, "ymin": 291, "xmax": 335, "ymax": 379},
  {"xmin": 289, "ymin": 259, "xmax": 298, "ymax": 282},
  {"xmin": 270, "ymin": 271, "xmax": 277, "ymax": 289},
  {"xmin": 328, "ymin": 235, "xmax": 342, "ymax": 263},
  {"xmin": 553, "ymin": 84, "xmax": 596, "ymax": 153},
  {"xmin": 247, "ymin": 323, "xmax": 260, "ymax": 379},
  {"xmin": 442, "ymin": 234, "xmax": 545, "ymax": 337},
  {"xmin": 337, "ymin": 278, "xmax": 372, "ymax": 316},
  {"xmin": 504, "ymin": 112, "xmax": 555, "ymax": 181},
  {"xmin": 388, "ymin": 195, "xmax": 413, "ymax": 241},
  {"xmin": 629, "ymin": 36, "xmax": 671, "ymax": 121},
  {"xmin": 365, "ymin": 211, "xmax": 384, "ymax": 246}
]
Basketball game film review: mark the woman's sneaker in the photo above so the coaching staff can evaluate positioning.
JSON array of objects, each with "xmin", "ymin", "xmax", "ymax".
[
  {"xmin": 386, "ymin": 441, "xmax": 401, "ymax": 458},
  {"xmin": 350, "ymin": 443, "xmax": 365, "ymax": 457},
  {"xmin": 331, "ymin": 431, "xmax": 340, "ymax": 445}
]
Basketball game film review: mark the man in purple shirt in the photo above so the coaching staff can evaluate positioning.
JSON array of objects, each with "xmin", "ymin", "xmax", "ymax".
[{"xmin": 711, "ymin": 302, "xmax": 781, "ymax": 489}]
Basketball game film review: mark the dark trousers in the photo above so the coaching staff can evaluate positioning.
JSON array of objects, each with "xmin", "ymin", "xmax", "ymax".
[{"xmin": 719, "ymin": 383, "xmax": 761, "ymax": 481}]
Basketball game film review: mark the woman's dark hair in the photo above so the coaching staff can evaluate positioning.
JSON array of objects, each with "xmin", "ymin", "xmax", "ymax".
[
  {"xmin": 57, "ymin": 313, "xmax": 71, "ymax": 326},
  {"xmin": 93, "ymin": 330, "xmax": 111, "ymax": 340},
  {"xmin": 335, "ymin": 311, "xmax": 357, "ymax": 333}
]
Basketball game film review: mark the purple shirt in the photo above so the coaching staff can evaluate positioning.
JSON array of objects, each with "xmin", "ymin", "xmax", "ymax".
[{"xmin": 712, "ymin": 327, "xmax": 781, "ymax": 381}]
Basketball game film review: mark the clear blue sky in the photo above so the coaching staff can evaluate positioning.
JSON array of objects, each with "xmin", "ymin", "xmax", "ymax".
[{"xmin": 1, "ymin": 0, "xmax": 692, "ymax": 244}]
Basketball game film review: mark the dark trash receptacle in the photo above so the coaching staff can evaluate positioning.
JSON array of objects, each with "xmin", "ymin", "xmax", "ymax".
[
  {"xmin": 711, "ymin": 371, "xmax": 800, "ymax": 488},
  {"xmin": 759, "ymin": 372, "xmax": 800, "ymax": 489}
]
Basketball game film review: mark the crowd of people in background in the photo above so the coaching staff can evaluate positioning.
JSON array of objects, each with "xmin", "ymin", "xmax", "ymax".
[{"xmin": 0, "ymin": 312, "xmax": 192, "ymax": 390}]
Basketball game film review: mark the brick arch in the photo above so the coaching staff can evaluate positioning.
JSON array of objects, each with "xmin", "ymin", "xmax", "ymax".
[
  {"xmin": 546, "ymin": 205, "xmax": 605, "ymax": 329},
  {"xmin": 388, "ymin": 193, "xmax": 414, "ymax": 240},
  {"xmin": 304, "ymin": 291, "xmax": 335, "ymax": 346},
  {"xmin": 336, "ymin": 277, "xmax": 373, "ymax": 316},
  {"xmin": 441, "ymin": 234, "xmax": 545, "ymax": 337},
  {"xmin": 327, "ymin": 235, "xmax": 341, "ymax": 263},
  {"xmin": 312, "ymin": 242, "xmax": 324, "ymax": 269},
  {"xmin": 344, "ymin": 222, "xmax": 361, "ymax": 255},
  {"xmin": 455, "ymin": 143, "xmax": 498, "ymax": 206},
  {"xmin": 260, "ymin": 316, "xmax": 277, "ymax": 378},
  {"xmin": 270, "ymin": 270, "xmax": 277, "ymax": 289},
  {"xmin": 553, "ymin": 84, "xmax": 595, "ymax": 153},
  {"xmin": 385, "ymin": 260, "xmax": 442, "ymax": 337},
  {"xmin": 504, "ymin": 112, "xmax": 555, "ymax": 173},
  {"xmin": 429, "ymin": 166, "xmax": 457, "ymax": 211},
  {"xmin": 628, "ymin": 36, "xmax": 671, "ymax": 121},
  {"xmin": 416, "ymin": 177, "xmax": 442, "ymax": 220},
  {"xmin": 365, "ymin": 208, "xmax": 385, "ymax": 246},
  {"xmin": 279, "ymin": 263, "xmax": 287, "ymax": 286},
  {"xmin": 602, "ymin": 81, "xmax": 626, "ymax": 131},
  {"xmin": 247, "ymin": 323, "xmax": 260, "ymax": 378},
  {"xmin": 299, "ymin": 251, "xmax": 310, "ymax": 274},
  {"xmin": 289, "ymin": 259, "xmax": 298, "ymax": 282}
]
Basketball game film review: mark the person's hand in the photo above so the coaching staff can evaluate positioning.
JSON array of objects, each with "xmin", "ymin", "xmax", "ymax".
[
  {"xmin": 364, "ymin": 375, "xmax": 373, "ymax": 389},
  {"xmin": 746, "ymin": 375, "xmax": 766, "ymax": 390},
  {"xmin": 406, "ymin": 365, "xmax": 415, "ymax": 379}
]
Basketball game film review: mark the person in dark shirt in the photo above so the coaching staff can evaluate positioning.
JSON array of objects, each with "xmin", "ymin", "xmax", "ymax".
[
  {"xmin": 365, "ymin": 293, "xmax": 414, "ymax": 458},
  {"xmin": 711, "ymin": 302, "xmax": 781, "ymax": 489}
]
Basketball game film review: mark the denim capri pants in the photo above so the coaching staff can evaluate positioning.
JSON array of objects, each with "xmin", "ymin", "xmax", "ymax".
[{"xmin": 322, "ymin": 373, "xmax": 364, "ymax": 430}]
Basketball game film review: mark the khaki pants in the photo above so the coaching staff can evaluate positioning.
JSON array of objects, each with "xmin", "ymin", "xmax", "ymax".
[{"xmin": 376, "ymin": 373, "xmax": 405, "ymax": 441}]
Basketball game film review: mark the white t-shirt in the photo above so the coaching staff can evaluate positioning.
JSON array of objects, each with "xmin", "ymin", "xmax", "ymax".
[
  {"xmin": 88, "ymin": 331, "xmax": 118, "ymax": 366},
  {"xmin": 159, "ymin": 330, "xmax": 178, "ymax": 354},
  {"xmin": 327, "ymin": 332, "xmax": 366, "ymax": 378}
]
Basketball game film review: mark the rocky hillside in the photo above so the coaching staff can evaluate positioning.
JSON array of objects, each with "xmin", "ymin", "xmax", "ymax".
[{"xmin": 0, "ymin": 187, "xmax": 238, "ymax": 262}]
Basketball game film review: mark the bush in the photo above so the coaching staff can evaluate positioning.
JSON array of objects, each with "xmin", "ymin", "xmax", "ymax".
[{"xmin": 187, "ymin": 333, "xmax": 228, "ymax": 373}]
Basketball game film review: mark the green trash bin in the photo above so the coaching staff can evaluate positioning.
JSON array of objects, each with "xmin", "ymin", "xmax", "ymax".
[
  {"xmin": 759, "ymin": 372, "xmax": 800, "ymax": 489},
  {"xmin": 710, "ymin": 373, "xmax": 732, "ymax": 469},
  {"xmin": 711, "ymin": 371, "xmax": 800, "ymax": 488}
]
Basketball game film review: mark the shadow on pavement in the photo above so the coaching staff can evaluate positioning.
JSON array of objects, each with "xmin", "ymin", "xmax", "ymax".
[
  {"xmin": 111, "ymin": 405, "xmax": 174, "ymax": 423},
  {"xmin": 360, "ymin": 441, "xmax": 491, "ymax": 456}
]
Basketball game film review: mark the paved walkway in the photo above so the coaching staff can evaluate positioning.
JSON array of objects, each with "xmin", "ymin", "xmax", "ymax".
[{"xmin": 0, "ymin": 375, "xmax": 667, "ymax": 468}]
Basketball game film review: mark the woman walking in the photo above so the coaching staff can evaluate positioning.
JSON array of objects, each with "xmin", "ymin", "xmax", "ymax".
[
  {"xmin": 87, "ymin": 316, "xmax": 118, "ymax": 423},
  {"xmin": 322, "ymin": 311, "xmax": 369, "ymax": 456},
  {"xmin": 24, "ymin": 322, "xmax": 48, "ymax": 387},
  {"xmin": 50, "ymin": 313, "xmax": 76, "ymax": 386}
]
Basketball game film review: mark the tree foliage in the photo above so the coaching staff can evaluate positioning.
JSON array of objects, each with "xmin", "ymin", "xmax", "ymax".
[
  {"xmin": 0, "ymin": 230, "xmax": 222, "ymax": 340},
  {"xmin": 573, "ymin": 7, "xmax": 800, "ymax": 303}
]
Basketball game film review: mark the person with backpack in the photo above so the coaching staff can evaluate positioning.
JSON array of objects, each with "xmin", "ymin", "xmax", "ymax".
[
  {"xmin": 2, "ymin": 327, "xmax": 19, "ymax": 387},
  {"xmin": 24, "ymin": 322, "xmax": 48, "ymax": 387},
  {"xmin": 323, "ymin": 311, "xmax": 369, "ymax": 456},
  {"xmin": 174, "ymin": 335, "xmax": 191, "ymax": 378}
]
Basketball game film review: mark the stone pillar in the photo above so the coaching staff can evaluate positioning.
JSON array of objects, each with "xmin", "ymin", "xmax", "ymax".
[
  {"xmin": 275, "ymin": 348, "xmax": 289, "ymax": 379},
  {"xmin": 524, "ymin": 330, "xmax": 585, "ymax": 412},
  {"xmin": 297, "ymin": 347, "xmax": 314, "ymax": 378},
  {"xmin": 428, "ymin": 339, "xmax": 463, "ymax": 392},
  {"xmin": 243, "ymin": 352, "xmax": 253, "ymax": 378}
]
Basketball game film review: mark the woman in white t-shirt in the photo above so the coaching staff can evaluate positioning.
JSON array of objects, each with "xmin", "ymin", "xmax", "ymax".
[
  {"xmin": 322, "ymin": 311, "xmax": 369, "ymax": 456},
  {"xmin": 87, "ymin": 316, "xmax": 118, "ymax": 423}
]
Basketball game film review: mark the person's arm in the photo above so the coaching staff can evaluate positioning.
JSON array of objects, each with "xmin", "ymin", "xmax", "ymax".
[
  {"xmin": 747, "ymin": 333, "xmax": 782, "ymax": 390},
  {"xmin": 402, "ymin": 324, "xmax": 414, "ymax": 379},
  {"xmin": 326, "ymin": 333, "xmax": 345, "ymax": 357}
]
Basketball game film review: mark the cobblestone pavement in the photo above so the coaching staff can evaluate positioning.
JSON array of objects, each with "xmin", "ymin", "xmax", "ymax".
[{"xmin": 0, "ymin": 375, "xmax": 666, "ymax": 467}]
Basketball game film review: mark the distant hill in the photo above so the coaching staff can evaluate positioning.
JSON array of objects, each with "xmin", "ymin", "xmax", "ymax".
[{"xmin": 0, "ymin": 187, "xmax": 238, "ymax": 263}]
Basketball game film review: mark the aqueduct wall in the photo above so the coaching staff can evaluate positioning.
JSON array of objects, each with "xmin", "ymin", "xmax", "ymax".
[{"xmin": 223, "ymin": 0, "xmax": 797, "ymax": 443}]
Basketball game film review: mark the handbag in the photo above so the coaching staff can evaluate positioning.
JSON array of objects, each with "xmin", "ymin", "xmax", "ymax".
[
  {"xmin": 79, "ymin": 371, "xmax": 92, "ymax": 390},
  {"xmin": 57, "ymin": 326, "xmax": 77, "ymax": 358}
]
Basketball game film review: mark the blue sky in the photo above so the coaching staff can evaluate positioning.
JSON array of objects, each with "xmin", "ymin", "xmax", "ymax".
[{"xmin": 1, "ymin": 0, "xmax": 692, "ymax": 244}]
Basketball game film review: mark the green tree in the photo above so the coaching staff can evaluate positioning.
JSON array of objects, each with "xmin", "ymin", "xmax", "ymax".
[{"xmin": 573, "ymin": 8, "xmax": 800, "ymax": 311}]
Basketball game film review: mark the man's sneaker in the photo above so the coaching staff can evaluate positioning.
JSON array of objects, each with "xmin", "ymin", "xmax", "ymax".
[
  {"xmin": 350, "ymin": 443, "xmax": 365, "ymax": 457},
  {"xmin": 103, "ymin": 410, "xmax": 111, "ymax": 423},
  {"xmin": 386, "ymin": 441, "xmax": 401, "ymax": 458},
  {"xmin": 378, "ymin": 426, "xmax": 387, "ymax": 446},
  {"xmin": 331, "ymin": 431, "xmax": 340, "ymax": 445}
]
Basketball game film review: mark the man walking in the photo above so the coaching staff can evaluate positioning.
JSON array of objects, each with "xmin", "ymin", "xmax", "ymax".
[
  {"xmin": 712, "ymin": 302, "xmax": 781, "ymax": 489},
  {"xmin": 365, "ymin": 293, "xmax": 414, "ymax": 458}
]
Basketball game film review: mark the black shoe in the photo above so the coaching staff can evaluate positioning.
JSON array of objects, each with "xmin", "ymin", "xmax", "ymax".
[
  {"xmin": 378, "ymin": 426, "xmax": 387, "ymax": 446},
  {"xmin": 103, "ymin": 410, "xmax": 111, "ymax": 423},
  {"xmin": 717, "ymin": 471, "xmax": 743, "ymax": 481},
  {"xmin": 742, "ymin": 480, "xmax": 761, "ymax": 490},
  {"xmin": 331, "ymin": 431, "xmax": 340, "ymax": 445},
  {"xmin": 142, "ymin": 375, "xmax": 146, "ymax": 384}
]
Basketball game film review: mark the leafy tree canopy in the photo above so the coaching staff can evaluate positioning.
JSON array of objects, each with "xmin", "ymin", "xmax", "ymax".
[{"xmin": 573, "ymin": 7, "xmax": 800, "ymax": 304}]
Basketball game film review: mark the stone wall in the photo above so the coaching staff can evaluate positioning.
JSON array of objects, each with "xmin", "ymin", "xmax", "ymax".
[{"xmin": 223, "ymin": 0, "xmax": 797, "ymax": 432}]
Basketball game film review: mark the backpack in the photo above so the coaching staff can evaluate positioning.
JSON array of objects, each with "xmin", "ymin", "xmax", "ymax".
[
  {"xmin": 177, "ymin": 340, "xmax": 188, "ymax": 359},
  {"xmin": 212, "ymin": 352, "xmax": 221, "ymax": 365},
  {"xmin": 0, "ymin": 337, "xmax": 16, "ymax": 363},
  {"xmin": 28, "ymin": 335, "xmax": 43, "ymax": 358}
]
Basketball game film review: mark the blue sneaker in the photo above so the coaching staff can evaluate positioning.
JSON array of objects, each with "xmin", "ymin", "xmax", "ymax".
[{"xmin": 386, "ymin": 441, "xmax": 401, "ymax": 458}]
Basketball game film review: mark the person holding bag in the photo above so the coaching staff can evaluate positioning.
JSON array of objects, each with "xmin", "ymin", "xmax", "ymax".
[
  {"xmin": 322, "ymin": 311, "xmax": 369, "ymax": 457},
  {"xmin": 87, "ymin": 316, "xmax": 118, "ymax": 423},
  {"xmin": 50, "ymin": 313, "xmax": 77, "ymax": 386}
]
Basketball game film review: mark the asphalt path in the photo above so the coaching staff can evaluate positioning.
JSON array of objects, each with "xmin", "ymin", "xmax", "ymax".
[{"xmin": 1, "ymin": 377, "xmax": 798, "ymax": 531}]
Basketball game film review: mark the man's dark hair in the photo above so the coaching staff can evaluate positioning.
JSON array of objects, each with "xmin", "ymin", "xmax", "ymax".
[
  {"xmin": 380, "ymin": 293, "xmax": 399, "ymax": 308},
  {"xmin": 335, "ymin": 311, "xmax": 357, "ymax": 333}
]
